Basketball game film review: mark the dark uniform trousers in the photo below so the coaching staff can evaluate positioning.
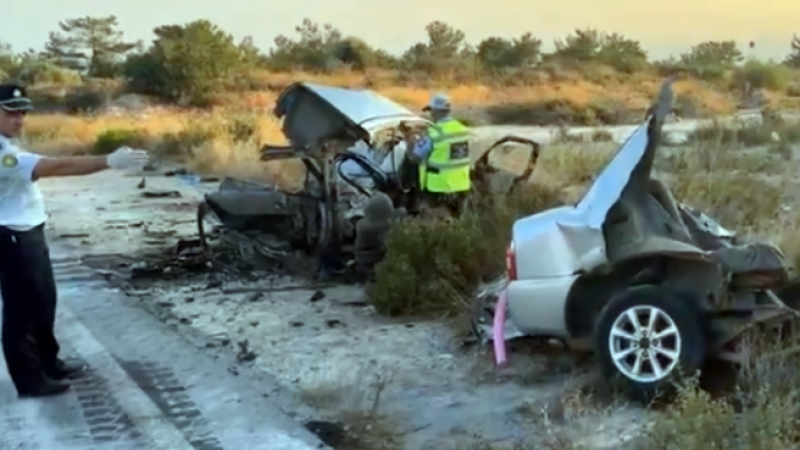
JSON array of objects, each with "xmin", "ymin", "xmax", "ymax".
[
  {"xmin": 0, "ymin": 223, "xmax": 60, "ymax": 389},
  {"xmin": 398, "ymin": 155, "xmax": 466, "ymax": 216}
]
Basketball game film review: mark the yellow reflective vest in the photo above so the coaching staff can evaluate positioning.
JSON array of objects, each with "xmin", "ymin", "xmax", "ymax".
[{"xmin": 419, "ymin": 119, "xmax": 472, "ymax": 193}]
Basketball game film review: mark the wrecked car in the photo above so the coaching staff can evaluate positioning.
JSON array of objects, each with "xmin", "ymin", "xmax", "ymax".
[
  {"xmin": 197, "ymin": 82, "xmax": 539, "ymax": 277},
  {"xmin": 474, "ymin": 80, "xmax": 800, "ymax": 403}
]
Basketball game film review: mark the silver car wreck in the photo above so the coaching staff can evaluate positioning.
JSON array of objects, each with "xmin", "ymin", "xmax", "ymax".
[
  {"xmin": 475, "ymin": 80, "xmax": 800, "ymax": 402},
  {"xmin": 197, "ymin": 82, "xmax": 539, "ymax": 278}
]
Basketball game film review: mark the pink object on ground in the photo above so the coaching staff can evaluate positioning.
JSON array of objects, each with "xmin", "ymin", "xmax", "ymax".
[{"xmin": 493, "ymin": 290, "xmax": 508, "ymax": 366}]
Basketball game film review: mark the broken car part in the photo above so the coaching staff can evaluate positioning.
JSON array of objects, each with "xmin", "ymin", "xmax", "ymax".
[{"xmin": 477, "ymin": 79, "xmax": 800, "ymax": 403}]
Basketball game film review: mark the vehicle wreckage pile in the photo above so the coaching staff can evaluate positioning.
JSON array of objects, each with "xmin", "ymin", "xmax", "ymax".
[
  {"xmin": 133, "ymin": 80, "xmax": 800, "ymax": 407},
  {"xmin": 194, "ymin": 83, "xmax": 540, "ymax": 283}
]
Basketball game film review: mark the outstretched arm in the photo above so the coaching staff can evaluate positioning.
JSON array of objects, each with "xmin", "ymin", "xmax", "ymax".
[
  {"xmin": 0, "ymin": 146, "xmax": 149, "ymax": 181},
  {"xmin": 34, "ymin": 156, "xmax": 109, "ymax": 179}
]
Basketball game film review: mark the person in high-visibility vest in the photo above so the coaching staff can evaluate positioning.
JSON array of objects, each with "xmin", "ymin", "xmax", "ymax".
[{"xmin": 401, "ymin": 93, "xmax": 471, "ymax": 215}]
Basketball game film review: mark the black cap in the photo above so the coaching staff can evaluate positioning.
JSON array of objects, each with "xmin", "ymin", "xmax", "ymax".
[{"xmin": 0, "ymin": 84, "xmax": 33, "ymax": 112}]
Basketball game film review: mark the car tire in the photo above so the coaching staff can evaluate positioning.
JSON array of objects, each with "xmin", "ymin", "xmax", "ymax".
[{"xmin": 594, "ymin": 285, "xmax": 707, "ymax": 403}]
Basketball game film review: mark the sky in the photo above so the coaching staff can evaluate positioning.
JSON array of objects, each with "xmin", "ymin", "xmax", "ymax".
[{"xmin": 2, "ymin": 0, "xmax": 799, "ymax": 61}]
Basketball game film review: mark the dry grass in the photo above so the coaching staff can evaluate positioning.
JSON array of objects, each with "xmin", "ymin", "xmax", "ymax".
[
  {"xmin": 295, "ymin": 367, "xmax": 404, "ymax": 450},
  {"xmin": 227, "ymin": 69, "xmax": 735, "ymax": 113}
]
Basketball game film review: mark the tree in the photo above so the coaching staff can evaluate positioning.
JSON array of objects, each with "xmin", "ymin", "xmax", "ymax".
[
  {"xmin": 45, "ymin": 16, "xmax": 138, "ymax": 77},
  {"xmin": 332, "ymin": 37, "xmax": 379, "ymax": 71},
  {"xmin": 477, "ymin": 37, "xmax": 515, "ymax": 69},
  {"xmin": 266, "ymin": 19, "xmax": 344, "ymax": 72},
  {"xmin": 551, "ymin": 29, "xmax": 647, "ymax": 72},
  {"xmin": 402, "ymin": 21, "xmax": 470, "ymax": 73},
  {"xmin": 596, "ymin": 33, "xmax": 648, "ymax": 73},
  {"xmin": 425, "ymin": 21, "xmax": 467, "ymax": 59},
  {"xmin": 679, "ymin": 40, "xmax": 742, "ymax": 81},
  {"xmin": 553, "ymin": 29, "xmax": 603, "ymax": 61},
  {"xmin": 238, "ymin": 36, "xmax": 267, "ymax": 67},
  {"xmin": 477, "ymin": 33, "xmax": 541, "ymax": 70},
  {"xmin": 512, "ymin": 33, "xmax": 542, "ymax": 67},
  {"xmin": 124, "ymin": 20, "xmax": 247, "ymax": 105},
  {"xmin": 0, "ymin": 41, "xmax": 15, "ymax": 76},
  {"xmin": 785, "ymin": 35, "xmax": 800, "ymax": 68},
  {"xmin": 680, "ymin": 41, "xmax": 743, "ymax": 67}
]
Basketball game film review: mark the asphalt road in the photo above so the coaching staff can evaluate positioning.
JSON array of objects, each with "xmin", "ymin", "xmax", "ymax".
[{"xmin": 0, "ymin": 246, "xmax": 327, "ymax": 450}]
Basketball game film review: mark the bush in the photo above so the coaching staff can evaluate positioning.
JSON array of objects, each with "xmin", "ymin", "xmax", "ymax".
[
  {"xmin": 225, "ymin": 115, "xmax": 258, "ymax": 143},
  {"xmin": 92, "ymin": 129, "xmax": 151, "ymax": 155},
  {"xmin": 155, "ymin": 121, "xmax": 219, "ymax": 157},
  {"xmin": 786, "ymin": 83, "xmax": 800, "ymax": 97},
  {"xmin": 682, "ymin": 62, "xmax": 727, "ymax": 82},
  {"xmin": 368, "ymin": 213, "xmax": 486, "ymax": 317},
  {"xmin": 641, "ymin": 343, "xmax": 800, "ymax": 450},
  {"xmin": 670, "ymin": 173, "xmax": 784, "ymax": 230},
  {"xmin": 13, "ymin": 61, "xmax": 82, "ymax": 85},
  {"xmin": 687, "ymin": 120, "xmax": 800, "ymax": 148},
  {"xmin": 590, "ymin": 129, "xmax": 614, "ymax": 142},
  {"xmin": 732, "ymin": 60, "xmax": 793, "ymax": 91},
  {"xmin": 368, "ymin": 183, "xmax": 562, "ymax": 317},
  {"xmin": 64, "ymin": 88, "xmax": 111, "ymax": 113}
]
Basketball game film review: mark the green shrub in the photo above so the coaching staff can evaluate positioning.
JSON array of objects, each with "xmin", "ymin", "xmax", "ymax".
[
  {"xmin": 682, "ymin": 62, "xmax": 727, "ymax": 83},
  {"xmin": 786, "ymin": 83, "xmax": 800, "ymax": 97},
  {"xmin": 92, "ymin": 129, "xmax": 150, "ymax": 155},
  {"xmin": 687, "ymin": 121, "xmax": 775, "ymax": 147},
  {"xmin": 590, "ymin": 129, "xmax": 614, "ymax": 142},
  {"xmin": 368, "ymin": 213, "xmax": 486, "ymax": 317},
  {"xmin": 732, "ymin": 60, "xmax": 793, "ymax": 91},
  {"xmin": 155, "ymin": 121, "xmax": 218, "ymax": 157},
  {"xmin": 65, "ymin": 88, "xmax": 111, "ymax": 113},
  {"xmin": 368, "ymin": 183, "xmax": 562, "ymax": 317},
  {"xmin": 13, "ymin": 61, "xmax": 82, "ymax": 85}
]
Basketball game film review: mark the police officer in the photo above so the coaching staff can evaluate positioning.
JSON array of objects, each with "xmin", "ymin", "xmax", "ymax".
[
  {"xmin": 401, "ymin": 93, "xmax": 471, "ymax": 215},
  {"xmin": 0, "ymin": 84, "xmax": 148, "ymax": 397}
]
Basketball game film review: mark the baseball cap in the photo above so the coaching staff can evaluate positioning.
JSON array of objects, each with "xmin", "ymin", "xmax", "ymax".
[
  {"xmin": 422, "ymin": 93, "xmax": 451, "ymax": 112},
  {"xmin": 0, "ymin": 84, "xmax": 33, "ymax": 112}
]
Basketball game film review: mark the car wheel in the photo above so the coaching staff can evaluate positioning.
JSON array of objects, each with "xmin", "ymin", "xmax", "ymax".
[{"xmin": 594, "ymin": 285, "xmax": 706, "ymax": 403}]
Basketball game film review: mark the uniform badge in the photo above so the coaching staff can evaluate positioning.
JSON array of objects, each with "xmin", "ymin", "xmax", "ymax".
[
  {"xmin": 13, "ymin": 89, "xmax": 21, "ymax": 98},
  {"xmin": 2, "ymin": 154, "xmax": 18, "ymax": 168}
]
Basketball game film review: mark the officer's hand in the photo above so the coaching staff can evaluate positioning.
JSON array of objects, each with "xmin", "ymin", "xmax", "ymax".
[
  {"xmin": 398, "ymin": 121, "xmax": 413, "ymax": 137},
  {"xmin": 107, "ymin": 147, "xmax": 149, "ymax": 170}
]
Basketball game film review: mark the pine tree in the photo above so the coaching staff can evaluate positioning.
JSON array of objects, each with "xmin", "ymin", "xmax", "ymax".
[
  {"xmin": 45, "ymin": 16, "xmax": 138, "ymax": 77},
  {"xmin": 785, "ymin": 35, "xmax": 800, "ymax": 68}
]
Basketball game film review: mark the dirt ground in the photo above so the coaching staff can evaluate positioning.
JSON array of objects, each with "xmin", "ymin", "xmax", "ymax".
[
  {"xmin": 51, "ymin": 113, "xmax": 794, "ymax": 448},
  {"xmin": 35, "ymin": 138, "xmax": 670, "ymax": 450}
]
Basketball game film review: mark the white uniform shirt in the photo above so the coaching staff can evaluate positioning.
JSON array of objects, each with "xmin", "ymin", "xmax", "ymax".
[{"xmin": 0, "ymin": 134, "xmax": 46, "ymax": 231}]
